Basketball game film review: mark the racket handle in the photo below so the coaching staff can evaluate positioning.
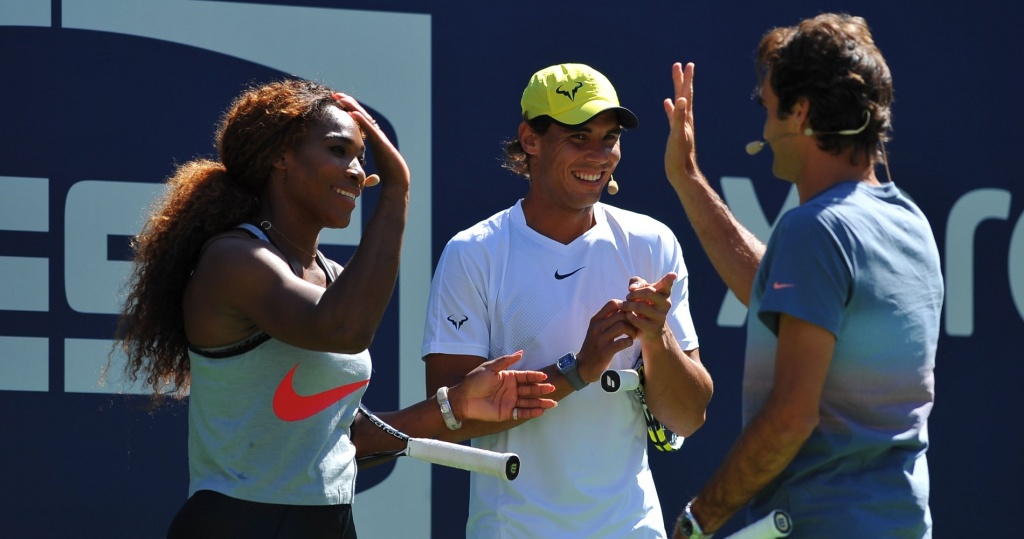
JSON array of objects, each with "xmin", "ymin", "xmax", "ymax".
[
  {"xmin": 723, "ymin": 510, "xmax": 792, "ymax": 539},
  {"xmin": 601, "ymin": 369, "xmax": 641, "ymax": 393},
  {"xmin": 406, "ymin": 438, "xmax": 521, "ymax": 481}
]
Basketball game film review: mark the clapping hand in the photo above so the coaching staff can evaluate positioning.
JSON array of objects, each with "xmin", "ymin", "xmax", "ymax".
[{"xmin": 622, "ymin": 273, "xmax": 677, "ymax": 345}]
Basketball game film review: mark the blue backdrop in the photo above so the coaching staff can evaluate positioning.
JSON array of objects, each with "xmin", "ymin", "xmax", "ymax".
[{"xmin": 0, "ymin": 1, "xmax": 1020, "ymax": 537}]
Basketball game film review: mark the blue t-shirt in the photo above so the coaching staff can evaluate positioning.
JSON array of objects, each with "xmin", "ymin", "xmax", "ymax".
[{"xmin": 744, "ymin": 181, "xmax": 943, "ymax": 538}]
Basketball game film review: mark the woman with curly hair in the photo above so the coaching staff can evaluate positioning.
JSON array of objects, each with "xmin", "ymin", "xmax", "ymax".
[{"xmin": 115, "ymin": 79, "xmax": 555, "ymax": 538}]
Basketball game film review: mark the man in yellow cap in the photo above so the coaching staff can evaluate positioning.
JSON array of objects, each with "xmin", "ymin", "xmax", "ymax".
[{"xmin": 421, "ymin": 63, "xmax": 713, "ymax": 538}]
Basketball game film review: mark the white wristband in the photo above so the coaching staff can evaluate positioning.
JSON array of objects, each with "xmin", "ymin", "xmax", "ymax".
[{"xmin": 436, "ymin": 386, "xmax": 463, "ymax": 430}]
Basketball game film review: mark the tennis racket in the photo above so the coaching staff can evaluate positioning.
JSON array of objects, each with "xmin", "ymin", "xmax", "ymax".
[
  {"xmin": 601, "ymin": 355, "xmax": 684, "ymax": 451},
  {"xmin": 723, "ymin": 510, "xmax": 792, "ymax": 539},
  {"xmin": 355, "ymin": 404, "xmax": 521, "ymax": 481}
]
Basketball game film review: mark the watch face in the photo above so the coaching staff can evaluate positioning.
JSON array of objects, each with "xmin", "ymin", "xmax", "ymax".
[
  {"xmin": 557, "ymin": 354, "xmax": 574, "ymax": 370},
  {"xmin": 680, "ymin": 519, "xmax": 696, "ymax": 537}
]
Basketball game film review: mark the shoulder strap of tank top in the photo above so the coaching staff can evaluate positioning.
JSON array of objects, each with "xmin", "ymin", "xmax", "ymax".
[
  {"xmin": 236, "ymin": 222, "xmax": 336, "ymax": 284},
  {"xmin": 236, "ymin": 222, "xmax": 269, "ymax": 242}
]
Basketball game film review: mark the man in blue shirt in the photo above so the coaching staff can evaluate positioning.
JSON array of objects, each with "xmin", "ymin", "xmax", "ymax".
[{"xmin": 663, "ymin": 13, "xmax": 943, "ymax": 538}]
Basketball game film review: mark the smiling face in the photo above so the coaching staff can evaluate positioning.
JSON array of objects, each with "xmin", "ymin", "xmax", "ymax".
[
  {"xmin": 276, "ymin": 107, "xmax": 368, "ymax": 229},
  {"xmin": 522, "ymin": 110, "xmax": 622, "ymax": 213}
]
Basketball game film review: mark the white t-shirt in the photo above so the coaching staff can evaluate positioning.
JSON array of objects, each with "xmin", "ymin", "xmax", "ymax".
[{"xmin": 422, "ymin": 200, "xmax": 698, "ymax": 538}]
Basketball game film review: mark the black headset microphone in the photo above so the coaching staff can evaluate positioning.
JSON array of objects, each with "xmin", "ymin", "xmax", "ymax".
[{"xmin": 745, "ymin": 111, "xmax": 872, "ymax": 156}]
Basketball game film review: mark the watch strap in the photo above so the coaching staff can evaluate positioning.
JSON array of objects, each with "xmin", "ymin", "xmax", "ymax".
[
  {"xmin": 557, "ymin": 353, "xmax": 589, "ymax": 391},
  {"xmin": 676, "ymin": 500, "xmax": 713, "ymax": 539}
]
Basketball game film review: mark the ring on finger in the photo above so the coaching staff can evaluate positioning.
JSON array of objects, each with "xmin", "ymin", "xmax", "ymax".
[{"xmin": 512, "ymin": 408, "xmax": 519, "ymax": 421}]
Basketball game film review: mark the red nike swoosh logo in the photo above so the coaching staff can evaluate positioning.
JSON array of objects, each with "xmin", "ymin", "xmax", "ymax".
[
  {"xmin": 273, "ymin": 363, "xmax": 370, "ymax": 422},
  {"xmin": 772, "ymin": 282, "xmax": 796, "ymax": 290}
]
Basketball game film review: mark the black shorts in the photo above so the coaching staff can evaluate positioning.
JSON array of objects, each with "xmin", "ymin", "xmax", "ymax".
[{"xmin": 167, "ymin": 490, "xmax": 357, "ymax": 539}]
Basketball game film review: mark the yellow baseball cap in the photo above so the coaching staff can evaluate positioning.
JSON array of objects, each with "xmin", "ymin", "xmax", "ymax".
[{"xmin": 521, "ymin": 63, "xmax": 638, "ymax": 128}]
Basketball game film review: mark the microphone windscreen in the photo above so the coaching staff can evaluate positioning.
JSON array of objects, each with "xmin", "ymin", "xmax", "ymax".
[
  {"xmin": 606, "ymin": 178, "xmax": 619, "ymax": 195},
  {"xmin": 364, "ymin": 174, "xmax": 380, "ymax": 187},
  {"xmin": 745, "ymin": 140, "xmax": 765, "ymax": 156}
]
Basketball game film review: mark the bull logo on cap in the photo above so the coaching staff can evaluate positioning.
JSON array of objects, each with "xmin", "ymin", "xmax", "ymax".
[{"xmin": 555, "ymin": 81, "xmax": 585, "ymax": 101}]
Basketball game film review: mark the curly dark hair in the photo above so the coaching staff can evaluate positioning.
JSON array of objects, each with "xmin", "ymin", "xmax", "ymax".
[
  {"xmin": 114, "ymin": 79, "xmax": 343, "ymax": 397},
  {"xmin": 501, "ymin": 115, "xmax": 556, "ymax": 179},
  {"xmin": 756, "ymin": 13, "xmax": 893, "ymax": 164}
]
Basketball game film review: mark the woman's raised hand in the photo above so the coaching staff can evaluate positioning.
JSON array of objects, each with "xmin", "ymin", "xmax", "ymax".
[{"xmin": 332, "ymin": 92, "xmax": 410, "ymax": 192}]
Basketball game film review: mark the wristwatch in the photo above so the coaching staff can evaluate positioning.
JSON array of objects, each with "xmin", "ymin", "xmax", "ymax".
[
  {"xmin": 555, "ymin": 352, "xmax": 589, "ymax": 391},
  {"xmin": 676, "ymin": 500, "xmax": 713, "ymax": 539}
]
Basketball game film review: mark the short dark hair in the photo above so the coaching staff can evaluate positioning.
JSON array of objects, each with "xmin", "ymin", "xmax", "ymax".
[{"xmin": 757, "ymin": 13, "xmax": 893, "ymax": 163}]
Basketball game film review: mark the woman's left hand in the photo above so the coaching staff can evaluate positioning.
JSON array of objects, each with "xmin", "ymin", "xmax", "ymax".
[
  {"xmin": 331, "ymin": 92, "xmax": 410, "ymax": 192},
  {"xmin": 449, "ymin": 351, "xmax": 557, "ymax": 423}
]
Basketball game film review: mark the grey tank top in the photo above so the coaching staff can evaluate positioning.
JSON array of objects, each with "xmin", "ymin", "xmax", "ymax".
[{"xmin": 186, "ymin": 223, "xmax": 372, "ymax": 505}]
